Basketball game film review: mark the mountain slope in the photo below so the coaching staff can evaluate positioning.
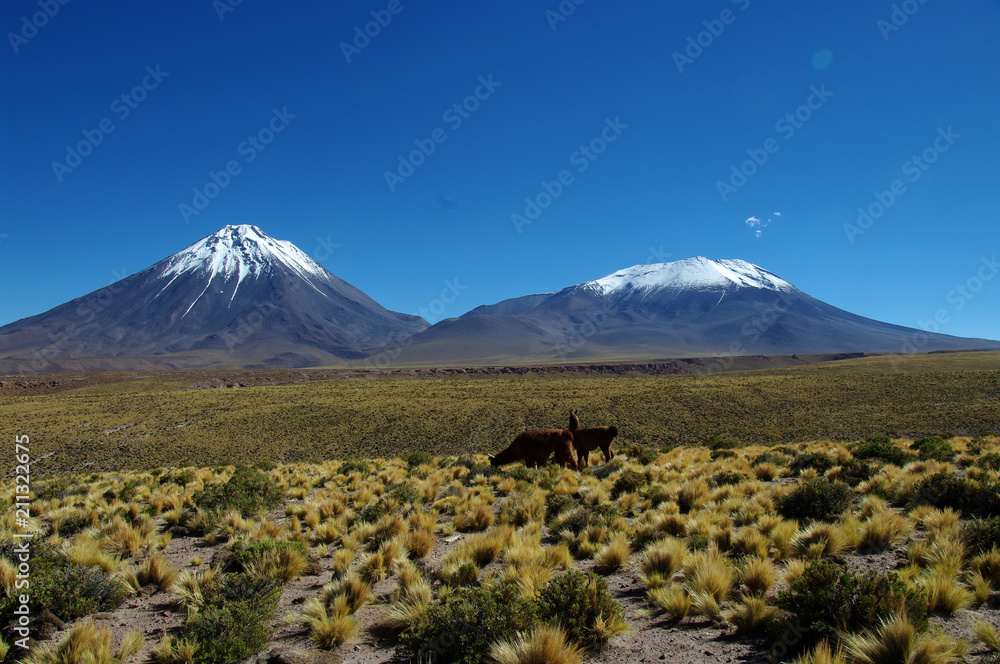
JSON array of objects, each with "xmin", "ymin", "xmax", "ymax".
[
  {"xmin": 384, "ymin": 257, "xmax": 1000, "ymax": 365},
  {"xmin": 0, "ymin": 225, "xmax": 427, "ymax": 371}
]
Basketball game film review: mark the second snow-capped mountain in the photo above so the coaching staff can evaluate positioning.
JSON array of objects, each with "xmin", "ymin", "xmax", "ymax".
[{"xmin": 384, "ymin": 256, "xmax": 998, "ymax": 365}]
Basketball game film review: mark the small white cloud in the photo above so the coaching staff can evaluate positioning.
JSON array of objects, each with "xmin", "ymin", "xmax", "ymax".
[
  {"xmin": 745, "ymin": 216, "xmax": 761, "ymax": 228},
  {"xmin": 773, "ymin": 211, "xmax": 781, "ymax": 216}
]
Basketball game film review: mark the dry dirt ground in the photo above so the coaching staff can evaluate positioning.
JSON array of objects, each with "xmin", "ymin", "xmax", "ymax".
[{"xmin": 29, "ymin": 501, "xmax": 1000, "ymax": 664}]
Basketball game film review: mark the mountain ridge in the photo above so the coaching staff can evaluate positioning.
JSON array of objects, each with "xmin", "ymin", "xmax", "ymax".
[{"xmin": 1, "ymin": 227, "xmax": 997, "ymax": 372}]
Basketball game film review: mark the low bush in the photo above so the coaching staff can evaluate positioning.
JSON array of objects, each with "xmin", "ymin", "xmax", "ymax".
[
  {"xmin": 537, "ymin": 570, "xmax": 627, "ymax": 651},
  {"xmin": 611, "ymin": 470, "xmax": 646, "ymax": 497},
  {"xmin": 776, "ymin": 560, "xmax": 926, "ymax": 644},
  {"xmin": 0, "ymin": 543, "xmax": 128, "ymax": 626},
  {"xmin": 182, "ymin": 573, "xmax": 281, "ymax": 664},
  {"xmin": 712, "ymin": 470, "xmax": 750, "ymax": 486},
  {"xmin": 964, "ymin": 518, "xmax": 1000, "ymax": 556},
  {"xmin": 395, "ymin": 582, "xmax": 537, "ymax": 664},
  {"xmin": 827, "ymin": 459, "xmax": 874, "ymax": 487},
  {"xmin": 405, "ymin": 450, "xmax": 435, "ymax": 468},
  {"xmin": 912, "ymin": 436, "xmax": 956, "ymax": 462},
  {"xmin": 853, "ymin": 438, "xmax": 913, "ymax": 466},
  {"xmin": 911, "ymin": 473, "xmax": 1000, "ymax": 518},
  {"xmin": 194, "ymin": 467, "xmax": 283, "ymax": 516},
  {"xmin": 789, "ymin": 453, "xmax": 835, "ymax": 474},
  {"xmin": 776, "ymin": 478, "xmax": 854, "ymax": 522}
]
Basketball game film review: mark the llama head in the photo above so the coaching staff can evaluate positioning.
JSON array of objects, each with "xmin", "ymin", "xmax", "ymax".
[{"xmin": 488, "ymin": 454, "xmax": 498, "ymax": 467}]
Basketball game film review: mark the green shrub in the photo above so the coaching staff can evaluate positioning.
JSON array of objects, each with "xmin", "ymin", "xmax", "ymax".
[
  {"xmin": 611, "ymin": 470, "xmax": 646, "ymax": 497},
  {"xmin": 776, "ymin": 560, "xmax": 926, "ymax": 644},
  {"xmin": 405, "ymin": 450, "xmax": 435, "ymax": 468},
  {"xmin": 545, "ymin": 492, "xmax": 582, "ymax": 522},
  {"xmin": 752, "ymin": 451, "xmax": 789, "ymax": 467},
  {"xmin": 912, "ymin": 436, "xmax": 956, "ymax": 462},
  {"xmin": 161, "ymin": 469, "xmax": 197, "ymax": 487},
  {"xmin": 789, "ymin": 452, "xmax": 835, "ymax": 474},
  {"xmin": 622, "ymin": 443, "xmax": 659, "ymax": 465},
  {"xmin": 182, "ymin": 573, "xmax": 281, "ymax": 664},
  {"xmin": 338, "ymin": 459, "xmax": 370, "ymax": 476},
  {"xmin": 964, "ymin": 518, "xmax": 1000, "ymax": 556},
  {"xmin": 704, "ymin": 434, "xmax": 738, "ymax": 450},
  {"xmin": 911, "ymin": 473, "xmax": 1000, "ymax": 518},
  {"xmin": 828, "ymin": 459, "xmax": 874, "ymax": 487},
  {"xmin": 537, "ymin": 570, "xmax": 626, "ymax": 651},
  {"xmin": 853, "ymin": 438, "xmax": 913, "ymax": 466},
  {"xmin": 591, "ymin": 460, "xmax": 622, "ymax": 480},
  {"xmin": 553, "ymin": 504, "xmax": 620, "ymax": 536},
  {"xmin": 776, "ymin": 478, "xmax": 854, "ymax": 522},
  {"xmin": 396, "ymin": 582, "xmax": 537, "ymax": 664},
  {"xmin": 0, "ymin": 544, "xmax": 127, "ymax": 626},
  {"xmin": 194, "ymin": 467, "xmax": 283, "ymax": 516},
  {"xmin": 979, "ymin": 453, "xmax": 1000, "ymax": 471},
  {"xmin": 712, "ymin": 470, "xmax": 750, "ymax": 486}
]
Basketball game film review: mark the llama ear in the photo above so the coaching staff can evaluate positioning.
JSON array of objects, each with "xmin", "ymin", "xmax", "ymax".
[{"xmin": 487, "ymin": 454, "xmax": 495, "ymax": 461}]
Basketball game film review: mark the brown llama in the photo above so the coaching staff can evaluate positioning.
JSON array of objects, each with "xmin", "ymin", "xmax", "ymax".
[
  {"xmin": 568, "ymin": 409, "xmax": 618, "ymax": 468},
  {"xmin": 489, "ymin": 429, "xmax": 577, "ymax": 469}
]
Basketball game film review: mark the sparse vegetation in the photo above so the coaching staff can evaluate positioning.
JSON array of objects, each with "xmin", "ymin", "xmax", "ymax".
[{"xmin": 1, "ymin": 356, "xmax": 999, "ymax": 662}]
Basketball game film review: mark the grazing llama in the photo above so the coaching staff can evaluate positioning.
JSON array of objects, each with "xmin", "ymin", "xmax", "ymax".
[
  {"xmin": 567, "ymin": 409, "xmax": 618, "ymax": 468},
  {"xmin": 489, "ymin": 429, "xmax": 577, "ymax": 469}
]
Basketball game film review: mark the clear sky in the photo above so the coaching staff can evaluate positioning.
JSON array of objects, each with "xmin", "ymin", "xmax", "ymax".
[{"xmin": 2, "ymin": 1, "xmax": 998, "ymax": 340}]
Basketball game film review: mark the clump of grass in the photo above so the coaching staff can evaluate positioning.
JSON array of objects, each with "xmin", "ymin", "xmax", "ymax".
[
  {"xmin": 151, "ymin": 634, "xmax": 199, "ymax": 664},
  {"xmin": 792, "ymin": 640, "xmax": 846, "ymax": 664},
  {"xmin": 488, "ymin": 624, "xmax": 585, "ymax": 664},
  {"xmin": 639, "ymin": 537, "xmax": 687, "ymax": 586},
  {"xmin": 857, "ymin": 511, "xmax": 913, "ymax": 553},
  {"xmin": 594, "ymin": 534, "xmax": 631, "ymax": 573},
  {"xmin": 454, "ymin": 503, "xmax": 495, "ymax": 532},
  {"xmin": 137, "ymin": 553, "xmax": 179, "ymax": 591},
  {"xmin": 791, "ymin": 523, "xmax": 848, "ymax": 559},
  {"xmin": 841, "ymin": 614, "xmax": 965, "ymax": 664},
  {"xmin": 739, "ymin": 556, "xmax": 778, "ymax": 596},
  {"xmin": 724, "ymin": 595, "xmax": 779, "ymax": 633},
  {"xmin": 23, "ymin": 621, "xmax": 142, "ymax": 664},
  {"xmin": 974, "ymin": 619, "xmax": 1000, "ymax": 652},
  {"xmin": 647, "ymin": 584, "xmax": 692, "ymax": 620},
  {"xmin": 684, "ymin": 548, "xmax": 735, "ymax": 606}
]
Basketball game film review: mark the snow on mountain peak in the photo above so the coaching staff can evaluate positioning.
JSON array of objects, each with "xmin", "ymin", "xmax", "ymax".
[
  {"xmin": 587, "ymin": 257, "xmax": 796, "ymax": 295},
  {"xmin": 157, "ymin": 225, "xmax": 331, "ymax": 315}
]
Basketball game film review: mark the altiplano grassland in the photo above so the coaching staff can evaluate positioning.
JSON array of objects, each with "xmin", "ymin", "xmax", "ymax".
[
  {"xmin": 1, "ymin": 433, "xmax": 999, "ymax": 663},
  {"xmin": 2, "ymin": 352, "xmax": 999, "ymax": 476}
]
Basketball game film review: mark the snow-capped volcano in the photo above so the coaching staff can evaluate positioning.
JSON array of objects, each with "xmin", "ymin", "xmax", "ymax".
[
  {"xmin": 586, "ymin": 257, "xmax": 796, "ymax": 296},
  {"xmin": 156, "ymin": 225, "xmax": 334, "ymax": 316},
  {"xmin": 388, "ymin": 257, "xmax": 1000, "ymax": 365},
  {"xmin": 0, "ymin": 225, "xmax": 428, "ymax": 371}
]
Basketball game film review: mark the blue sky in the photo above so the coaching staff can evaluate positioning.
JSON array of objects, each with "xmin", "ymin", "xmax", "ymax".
[{"xmin": 2, "ymin": 1, "xmax": 999, "ymax": 341}]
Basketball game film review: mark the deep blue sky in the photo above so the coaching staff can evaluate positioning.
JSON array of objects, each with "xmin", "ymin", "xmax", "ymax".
[{"xmin": 2, "ymin": 1, "xmax": 999, "ymax": 340}]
